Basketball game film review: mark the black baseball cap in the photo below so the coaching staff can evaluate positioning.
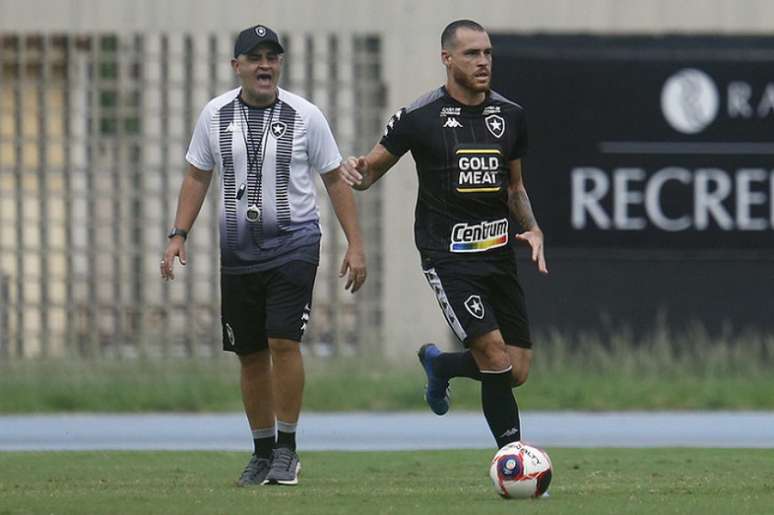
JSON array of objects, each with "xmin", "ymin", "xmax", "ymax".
[{"xmin": 234, "ymin": 25, "xmax": 284, "ymax": 58}]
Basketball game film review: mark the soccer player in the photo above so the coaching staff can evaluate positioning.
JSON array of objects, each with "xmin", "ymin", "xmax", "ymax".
[
  {"xmin": 161, "ymin": 24, "xmax": 367, "ymax": 486},
  {"xmin": 339, "ymin": 19, "xmax": 547, "ymax": 450}
]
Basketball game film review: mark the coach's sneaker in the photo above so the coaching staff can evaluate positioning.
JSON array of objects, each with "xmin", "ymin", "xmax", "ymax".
[
  {"xmin": 417, "ymin": 343, "xmax": 450, "ymax": 415},
  {"xmin": 264, "ymin": 447, "xmax": 301, "ymax": 485},
  {"xmin": 236, "ymin": 454, "xmax": 271, "ymax": 487}
]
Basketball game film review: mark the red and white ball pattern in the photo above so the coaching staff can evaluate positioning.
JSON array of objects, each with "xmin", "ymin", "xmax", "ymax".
[{"xmin": 489, "ymin": 441, "xmax": 552, "ymax": 499}]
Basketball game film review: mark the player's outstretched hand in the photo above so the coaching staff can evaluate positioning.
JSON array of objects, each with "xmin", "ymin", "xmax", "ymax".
[
  {"xmin": 160, "ymin": 239, "xmax": 187, "ymax": 280},
  {"xmin": 515, "ymin": 229, "xmax": 548, "ymax": 274},
  {"xmin": 339, "ymin": 156, "xmax": 369, "ymax": 190},
  {"xmin": 339, "ymin": 243, "xmax": 367, "ymax": 293}
]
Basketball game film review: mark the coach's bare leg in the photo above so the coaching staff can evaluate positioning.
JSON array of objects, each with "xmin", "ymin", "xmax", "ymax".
[
  {"xmin": 238, "ymin": 349, "xmax": 275, "ymax": 429},
  {"xmin": 268, "ymin": 338, "xmax": 305, "ymax": 423}
]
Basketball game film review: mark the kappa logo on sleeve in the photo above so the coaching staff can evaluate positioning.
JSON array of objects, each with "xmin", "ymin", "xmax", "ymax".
[{"xmin": 384, "ymin": 108, "xmax": 404, "ymax": 136}]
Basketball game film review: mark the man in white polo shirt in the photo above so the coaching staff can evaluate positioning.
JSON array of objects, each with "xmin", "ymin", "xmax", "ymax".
[{"xmin": 161, "ymin": 24, "xmax": 366, "ymax": 487}]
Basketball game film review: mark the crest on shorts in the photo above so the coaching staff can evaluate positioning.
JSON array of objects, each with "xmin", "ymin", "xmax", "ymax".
[
  {"xmin": 256, "ymin": 26, "xmax": 267, "ymax": 37},
  {"xmin": 464, "ymin": 295, "xmax": 485, "ymax": 320},
  {"xmin": 270, "ymin": 121, "xmax": 286, "ymax": 139},
  {"xmin": 485, "ymin": 114, "xmax": 505, "ymax": 138},
  {"xmin": 225, "ymin": 322, "xmax": 236, "ymax": 347}
]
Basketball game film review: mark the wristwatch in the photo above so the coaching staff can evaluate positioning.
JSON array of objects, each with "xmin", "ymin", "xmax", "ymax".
[{"xmin": 167, "ymin": 227, "xmax": 188, "ymax": 240}]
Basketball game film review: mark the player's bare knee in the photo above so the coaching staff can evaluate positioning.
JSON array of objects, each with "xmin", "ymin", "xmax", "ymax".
[
  {"xmin": 510, "ymin": 367, "xmax": 529, "ymax": 387},
  {"xmin": 473, "ymin": 343, "xmax": 511, "ymax": 372},
  {"xmin": 505, "ymin": 347, "xmax": 532, "ymax": 387}
]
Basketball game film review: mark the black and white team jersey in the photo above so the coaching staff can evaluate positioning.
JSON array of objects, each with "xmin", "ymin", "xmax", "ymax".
[
  {"xmin": 186, "ymin": 87, "xmax": 342, "ymax": 274},
  {"xmin": 380, "ymin": 86, "xmax": 528, "ymax": 261}
]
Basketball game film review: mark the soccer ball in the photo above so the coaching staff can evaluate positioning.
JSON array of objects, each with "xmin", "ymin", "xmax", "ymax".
[{"xmin": 489, "ymin": 441, "xmax": 552, "ymax": 499}]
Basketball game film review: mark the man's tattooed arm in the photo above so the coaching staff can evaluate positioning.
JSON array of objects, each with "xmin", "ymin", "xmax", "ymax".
[{"xmin": 508, "ymin": 188, "xmax": 538, "ymax": 231}]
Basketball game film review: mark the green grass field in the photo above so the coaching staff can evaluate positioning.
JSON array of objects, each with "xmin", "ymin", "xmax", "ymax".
[
  {"xmin": 1, "ymin": 327, "xmax": 773, "ymax": 413},
  {"xmin": 1, "ymin": 449, "xmax": 772, "ymax": 514}
]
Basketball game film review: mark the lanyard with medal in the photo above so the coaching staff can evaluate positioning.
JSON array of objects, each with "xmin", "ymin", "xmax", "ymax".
[{"xmin": 237, "ymin": 97, "xmax": 276, "ymax": 224}]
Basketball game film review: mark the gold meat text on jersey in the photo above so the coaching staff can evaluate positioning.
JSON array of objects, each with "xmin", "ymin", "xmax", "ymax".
[{"xmin": 454, "ymin": 148, "xmax": 503, "ymax": 193}]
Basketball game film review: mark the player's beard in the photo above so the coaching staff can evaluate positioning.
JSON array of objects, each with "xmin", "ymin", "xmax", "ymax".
[{"xmin": 452, "ymin": 66, "xmax": 490, "ymax": 95}]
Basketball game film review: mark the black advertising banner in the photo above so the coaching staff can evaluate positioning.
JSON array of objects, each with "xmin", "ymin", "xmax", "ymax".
[{"xmin": 491, "ymin": 35, "xmax": 774, "ymax": 250}]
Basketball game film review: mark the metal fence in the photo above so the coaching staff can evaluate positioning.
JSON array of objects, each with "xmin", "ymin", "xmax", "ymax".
[{"xmin": 0, "ymin": 32, "xmax": 386, "ymax": 359}]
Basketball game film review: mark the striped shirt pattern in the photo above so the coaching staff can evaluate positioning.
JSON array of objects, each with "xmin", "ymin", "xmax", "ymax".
[{"xmin": 186, "ymin": 87, "xmax": 342, "ymax": 273}]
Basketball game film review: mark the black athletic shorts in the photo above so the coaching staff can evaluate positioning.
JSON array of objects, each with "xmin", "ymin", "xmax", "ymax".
[
  {"xmin": 421, "ymin": 255, "xmax": 532, "ymax": 348},
  {"xmin": 220, "ymin": 261, "xmax": 317, "ymax": 355}
]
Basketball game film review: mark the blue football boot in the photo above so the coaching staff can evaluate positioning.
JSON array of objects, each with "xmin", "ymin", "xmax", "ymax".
[{"xmin": 417, "ymin": 343, "xmax": 450, "ymax": 415}]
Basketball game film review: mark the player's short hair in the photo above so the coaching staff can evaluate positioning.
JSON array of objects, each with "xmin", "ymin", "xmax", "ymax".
[{"xmin": 441, "ymin": 20, "xmax": 486, "ymax": 49}]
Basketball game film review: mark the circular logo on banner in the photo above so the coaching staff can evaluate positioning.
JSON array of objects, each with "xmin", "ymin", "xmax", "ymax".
[{"xmin": 661, "ymin": 68, "xmax": 719, "ymax": 134}]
